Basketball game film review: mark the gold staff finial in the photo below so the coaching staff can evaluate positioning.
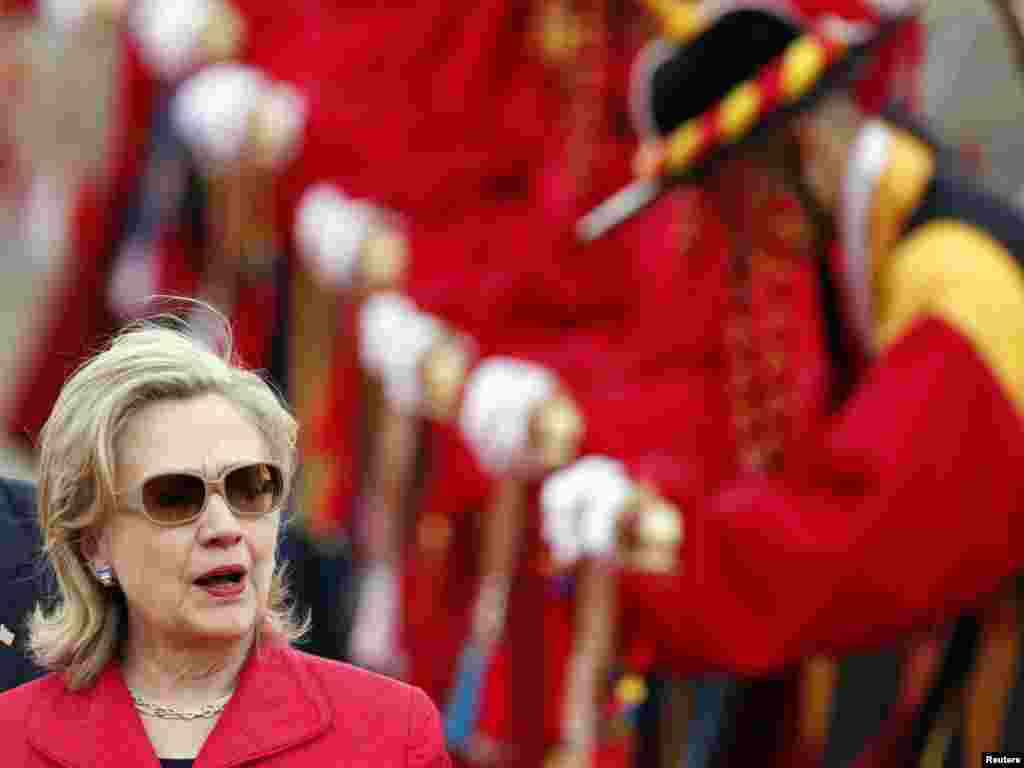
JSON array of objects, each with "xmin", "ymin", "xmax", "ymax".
[
  {"xmin": 530, "ymin": 393, "xmax": 585, "ymax": 471},
  {"xmin": 617, "ymin": 484, "xmax": 684, "ymax": 572},
  {"xmin": 420, "ymin": 332, "xmax": 472, "ymax": 423},
  {"xmin": 198, "ymin": 0, "xmax": 245, "ymax": 65}
]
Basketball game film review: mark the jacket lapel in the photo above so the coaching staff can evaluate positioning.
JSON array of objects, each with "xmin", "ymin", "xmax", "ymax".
[
  {"xmin": 26, "ymin": 664, "xmax": 161, "ymax": 768},
  {"xmin": 196, "ymin": 642, "xmax": 332, "ymax": 768}
]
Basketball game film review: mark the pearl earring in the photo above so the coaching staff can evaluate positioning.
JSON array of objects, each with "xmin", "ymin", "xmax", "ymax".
[{"xmin": 93, "ymin": 564, "xmax": 117, "ymax": 588}]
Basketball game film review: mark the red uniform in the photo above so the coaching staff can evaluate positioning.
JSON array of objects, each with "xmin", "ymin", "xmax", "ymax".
[
  {"xmin": 621, "ymin": 127, "xmax": 1024, "ymax": 764},
  {"xmin": 575, "ymin": 1, "xmax": 1024, "ymax": 764}
]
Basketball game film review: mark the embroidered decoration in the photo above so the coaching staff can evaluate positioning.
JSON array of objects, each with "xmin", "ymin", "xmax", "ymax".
[{"xmin": 726, "ymin": 209, "xmax": 804, "ymax": 475}]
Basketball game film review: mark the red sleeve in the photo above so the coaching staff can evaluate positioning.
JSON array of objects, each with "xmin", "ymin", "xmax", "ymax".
[
  {"xmin": 622, "ymin": 316, "xmax": 1024, "ymax": 677},
  {"xmin": 575, "ymin": 361, "xmax": 734, "ymax": 487},
  {"xmin": 237, "ymin": 0, "xmax": 333, "ymax": 75},
  {"xmin": 401, "ymin": 181, "xmax": 696, "ymax": 348},
  {"xmin": 406, "ymin": 685, "xmax": 453, "ymax": 768}
]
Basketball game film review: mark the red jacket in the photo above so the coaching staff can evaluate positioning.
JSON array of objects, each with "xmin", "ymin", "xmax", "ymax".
[{"xmin": 0, "ymin": 642, "xmax": 451, "ymax": 767}]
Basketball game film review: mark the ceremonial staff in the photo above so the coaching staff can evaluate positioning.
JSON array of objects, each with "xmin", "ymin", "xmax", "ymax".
[
  {"xmin": 342, "ymin": 216, "xmax": 413, "ymax": 672},
  {"xmin": 172, "ymin": 62, "xmax": 300, "ymax": 360},
  {"xmin": 441, "ymin": 356, "xmax": 585, "ymax": 764},
  {"xmin": 542, "ymin": 465, "xmax": 684, "ymax": 768}
]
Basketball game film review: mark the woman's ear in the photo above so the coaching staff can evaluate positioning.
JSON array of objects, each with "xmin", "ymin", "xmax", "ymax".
[
  {"xmin": 79, "ymin": 527, "xmax": 110, "ymax": 565},
  {"xmin": 80, "ymin": 530, "xmax": 98, "ymax": 560}
]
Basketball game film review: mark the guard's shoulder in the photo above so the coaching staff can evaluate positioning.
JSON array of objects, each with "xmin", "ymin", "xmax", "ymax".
[
  {"xmin": 877, "ymin": 219, "xmax": 1024, "ymax": 416},
  {"xmin": 895, "ymin": 218, "xmax": 1012, "ymax": 260}
]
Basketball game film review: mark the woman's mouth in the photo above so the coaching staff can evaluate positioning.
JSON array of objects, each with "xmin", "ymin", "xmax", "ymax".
[{"xmin": 194, "ymin": 566, "xmax": 248, "ymax": 598}]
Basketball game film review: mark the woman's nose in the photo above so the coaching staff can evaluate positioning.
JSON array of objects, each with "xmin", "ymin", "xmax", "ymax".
[{"xmin": 199, "ymin": 492, "xmax": 244, "ymax": 547}]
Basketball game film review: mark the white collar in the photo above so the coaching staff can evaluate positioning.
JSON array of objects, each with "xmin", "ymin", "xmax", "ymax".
[{"xmin": 840, "ymin": 119, "xmax": 892, "ymax": 354}]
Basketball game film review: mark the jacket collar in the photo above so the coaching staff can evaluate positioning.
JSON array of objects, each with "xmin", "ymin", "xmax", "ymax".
[
  {"xmin": 27, "ymin": 641, "xmax": 332, "ymax": 768},
  {"xmin": 841, "ymin": 118, "xmax": 891, "ymax": 353}
]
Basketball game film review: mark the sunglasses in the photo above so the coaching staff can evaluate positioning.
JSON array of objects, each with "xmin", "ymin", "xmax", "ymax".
[{"xmin": 120, "ymin": 462, "xmax": 286, "ymax": 527}]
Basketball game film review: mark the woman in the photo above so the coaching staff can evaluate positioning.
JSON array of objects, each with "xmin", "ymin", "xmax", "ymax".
[{"xmin": 0, "ymin": 310, "xmax": 451, "ymax": 767}]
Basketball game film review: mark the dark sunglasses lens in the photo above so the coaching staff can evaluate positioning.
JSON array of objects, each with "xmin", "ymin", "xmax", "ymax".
[
  {"xmin": 225, "ymin": 463, "xmax": 283, "ymax": 517},
  {"xmin": 142, "ymin": 474, "xmax": 206, "ymax": 524}
]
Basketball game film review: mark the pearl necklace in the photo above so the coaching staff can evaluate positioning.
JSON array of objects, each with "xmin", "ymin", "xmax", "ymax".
[{"xmin": 130, "ymin": 690, "xmax": 234, "ymax": 720}]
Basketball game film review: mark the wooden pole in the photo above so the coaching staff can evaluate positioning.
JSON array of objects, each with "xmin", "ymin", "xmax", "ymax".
[
  {"xmin": 546, "ymin": 484, "xmax": 683, "ymax": 768},
  {"xmin": 445, "ymin": 390, "xmax": 584, "ymax": 763},
  {"xmin": 990, "ymin": 0, "xmax": 1024, "ymax": 86}
]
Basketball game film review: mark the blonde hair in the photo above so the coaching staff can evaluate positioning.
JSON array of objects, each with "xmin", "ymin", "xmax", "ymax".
[{"xmin": 29, "ymin": 302, "xmax": 308, "ymax": 690}]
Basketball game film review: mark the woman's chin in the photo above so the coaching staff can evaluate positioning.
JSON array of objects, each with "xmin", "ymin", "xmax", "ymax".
[{"xmin": 186, "ymin": 604, "xmax": 259, "ymax": 642}]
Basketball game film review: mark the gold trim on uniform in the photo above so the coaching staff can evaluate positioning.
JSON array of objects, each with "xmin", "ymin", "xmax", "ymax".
[
  {"xmin": 868, "ymin": 127, "xmax": 935, "ymax": 282},
  {"xmin": 780, "ymin": 37, "xmax": 828, "ymax": 102},
  {"xmin": 875, "ymin": 220, "xmax": 1024, "ymax": 418},
  {"xmin": 720, "ymin": 82, "xmax": 763, "ymax": 142},
  {"xmin": 667, "ymin": 120, "xmax": 704, "ymax": 170}
]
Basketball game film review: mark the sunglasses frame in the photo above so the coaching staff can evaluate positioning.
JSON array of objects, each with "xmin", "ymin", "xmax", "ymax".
[{"xmin": 119, "ymin": 460, "xmax": 287, "ymax": 528}]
